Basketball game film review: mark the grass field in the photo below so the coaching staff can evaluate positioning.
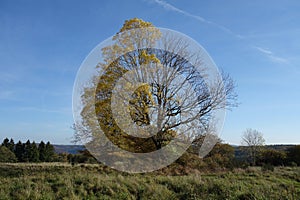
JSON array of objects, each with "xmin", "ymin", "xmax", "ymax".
[{"xmin": 0, "ymin": 163, "xmax": 299, "ymax": 200}]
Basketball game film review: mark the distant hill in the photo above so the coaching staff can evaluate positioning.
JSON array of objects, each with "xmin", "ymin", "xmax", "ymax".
[
  {"xmin": 264, "ymin": 144, "xmax": 296, "ymax": 151},
  {"xmin": 53, "ymin": 144, "xmax": 297, "ymax": 155},
  {"xmin": 53, "ymin": 145, "xmax": 85, "ymax": 154},
  {"xmin": 233, "ymin": 144, "xmax": 296, "ymax": 160}
]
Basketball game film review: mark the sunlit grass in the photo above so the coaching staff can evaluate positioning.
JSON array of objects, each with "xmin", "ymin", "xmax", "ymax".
[{"xmin": 0, "ymin": 163, "xmax": 299, "ymax": 199}]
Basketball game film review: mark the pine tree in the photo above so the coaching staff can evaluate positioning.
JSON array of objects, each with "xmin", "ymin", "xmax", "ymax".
[
  {"xmin": 14, "ymin": 140, "xmax": 24, "ymax": 162},
  {"xmin": 38, "ymin": 141, "xmax": 46, "ymax": 162},
  {"xmin": 30, "ymin": 141, "xmax": 39, "ymax": 162},
  {"xmin": 1, "ymin": 138, "xmax": 9, "ymax": 147},
  {"xmin": 1, "ymin": 138, "xmax": 14, "ymax": 153},
  {"xmin": 8, "ymin": 138, "xmax": 15, "ymax": 152},
  {"xmin": 0, "ymin": 146, "xmax": 17, "ymax": 162},
  {"xmin": 22, "ymin": 140, "xmax": 31, "ymax": 162},
  {"xmin": 45, "ymin": 142, "xmax": 55, "ymax": 162}
]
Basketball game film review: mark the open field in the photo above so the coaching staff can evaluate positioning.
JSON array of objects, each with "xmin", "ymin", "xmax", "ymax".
[{"xmin": 0, "ymin": 163, "xmax": 299, "ymax": 200}]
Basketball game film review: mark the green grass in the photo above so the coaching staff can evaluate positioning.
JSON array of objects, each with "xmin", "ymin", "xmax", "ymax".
[{"xmin": 0, "ymin": 163, "xmax": 299, "ymax": 200}]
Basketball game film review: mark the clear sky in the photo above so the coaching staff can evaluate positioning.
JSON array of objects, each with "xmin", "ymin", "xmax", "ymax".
[{"xmin": 0, "ymin": 0, "xmax": 299, "ymax": 145}]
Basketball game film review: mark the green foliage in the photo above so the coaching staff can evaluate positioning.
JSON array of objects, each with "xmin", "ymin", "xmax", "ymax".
[
  {"xmin": 29, "ymin": 141, "xmax": 40, "ymax": 162},
  {"xmin": 44, "ymin": 142, "xmax": 55, "ymax": 162},
  {"xmin": 287, "ymin": 145, "xmax": 300, "ymax": 166},
  {"xmin": 261, "ymin": 163, "xmax": 275, "ymax": 172},
  {"xmin": 2, "ymin": 139, "xmax": 56, "ymax": 163},
  {"xmin": 2, "ymin": 138, "xmax": 15, "ymax": 152},
  {"xmin": 38, "ymin": 141, "xmax": 46, "ymax": 161},
  {"xmin": 258, "ymin": 148, "xmax": 286, "ymax": 166},
  {"xmin": 14, "ymin": 140, "xmax": 24, "ymax": 162},
  {"xmin": 290, "ymin": 162, "xmax": 297, "ymax": 167},
  {"xmin": 0, "ymin": 146, "xmax": 17, "ymax": 162},
  {"xmin": 67, "ymin": 150, "xmax": 97, "ymax": 164},
  {"xmin": 205, "ymin": 143, "xmax": 235, "ymax": 169},
  {"xmin": 22, "ymin": 140, "xmax": 31, "ymax": 162},
  {"xmin": 2, "ymin": 138, "xmax": 9, "ymax": 147}
]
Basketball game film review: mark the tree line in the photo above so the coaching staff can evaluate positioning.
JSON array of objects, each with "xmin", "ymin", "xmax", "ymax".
[
  {"xmin": 0, "ymin": 138, "xmax": 97, "ymax": 164},
  {"xmin": 240, "ymin": 128, "xmax": 300, "ymax": 168},
  {"xmin": 0, "ymin": 138, "xmax": 55, "ymax": 162},
  {"xmin": 0, "ymin": 136, "xmax": 299, "ymax": 171}
]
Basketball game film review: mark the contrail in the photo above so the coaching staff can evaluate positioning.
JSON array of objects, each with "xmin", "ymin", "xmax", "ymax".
[
  {"xmin": 150, "ymin": 0, "xmax": 243, "ymax": 39},
  {"xmin": 147, "ymin": 0, "xmax": 289, "ymax": 64},
  {"xmin": 254, "ymin": 46, "xmax": 288, "ymax": 64}
]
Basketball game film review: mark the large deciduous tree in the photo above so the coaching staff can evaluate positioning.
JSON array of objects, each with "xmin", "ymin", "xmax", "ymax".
[{"xmin": 74, "ymin": 18, "xmax": 237, "ymax": 153}]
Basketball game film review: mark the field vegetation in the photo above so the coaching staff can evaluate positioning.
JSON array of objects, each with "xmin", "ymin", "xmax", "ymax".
[{"xmin": 0, "ymin": 163, "xmax": 299, "ymax": 200}]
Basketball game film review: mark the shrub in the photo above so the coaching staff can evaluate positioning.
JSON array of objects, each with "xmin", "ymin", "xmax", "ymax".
[
  {"xmin": 261, "ymin": 163, "xmax": 274, "ymax": 172},
  {"xmin": 290, "ymin": 162, "xmax": 297, "ymax": 167},
  {"xmin": 0, "ymin": 146, "xmax": 17, "ymax": 163},
  {"xmin": 287, "ymin": 145, "xmax": 300, "ymax": 166}
]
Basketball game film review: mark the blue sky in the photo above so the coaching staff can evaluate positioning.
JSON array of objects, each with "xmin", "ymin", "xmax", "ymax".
[{"xmin": 0, "ymin": 0, "xmax": 299, "ymax": 144}]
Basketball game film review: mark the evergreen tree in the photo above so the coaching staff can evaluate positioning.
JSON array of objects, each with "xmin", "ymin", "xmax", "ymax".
[
  {"xmin": 38, "ymin": 141, "xmax": 46, "ymax": 162},
  {"xmin": 287, "ymin": 145, "xmax": 300, "ymax": 166},
  {"xmin": 22, "ymin": 140, "xmax": 31, "ymax": 162},
  {"xmin": 1, "ymin": 138, "xmax": 15, "ymax": 153},
  {"xmin": 45, "ymin": 142, "xmax": 55, "ymax": 162},
  {"xmin": 29, "ymin": 141, "xmax": 39, "ymax": 162},
  {"xmin": 14, "ymin": 140, "xmax": 24, "ymax": 162},
  {"xmin": 8, "ymin": 138, "xmax": 15, "ymax": 152},
  {"xmin": 0, "ymin": 146, "xmax": 17, "ymax": 162},
  {"xmin": 1, "ymin": 138, "xmax": 9, "ymax": 147}
]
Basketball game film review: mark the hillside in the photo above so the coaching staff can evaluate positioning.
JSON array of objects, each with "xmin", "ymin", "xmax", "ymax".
[{"xmin": 53, "ymin": 144, "xmax": 297, "ymax": 155}]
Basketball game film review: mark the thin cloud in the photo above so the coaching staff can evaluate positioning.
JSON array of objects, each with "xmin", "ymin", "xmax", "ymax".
[
  {"xmin": 254, "ymin": 47, "xmax": 273, "ymax": 55},
  {"xmin": 254, "ymin": 46, "xmax": 288, "ymax": 64},
  {"xmin": 149, "ymin": 0, "xmax": 243, "ymax": 39},
  {"xmin": 147, "ymin": 0, "xmax": 290, "ymax": 65}
]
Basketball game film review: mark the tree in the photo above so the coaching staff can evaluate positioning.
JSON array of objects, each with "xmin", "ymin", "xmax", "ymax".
[
  {"xmin": 8, "ymin": 138, "xmax": 15, "ymax": 152},
  {"xmin": 22, "ymin": 140, "xmax": 39, "ymax": 162},
  {"xmin": 38, "ymin": 141, "xmax": 46, "ymax": 162},
  {"xmin": 1, "ymin": 138, "xmax": 9, "ymax": 148},
  {"xmin": 44, "ymin": 142, "xmax": 55, "ymax": 162},
  {"xmin": 14, "ymin": 140, "xmax": 24, "ymax": 162},
  {"xmin": 29, "ymin": 141, "xmax": 39, "ymax": 162},
  {"xmin": 0, "ymin": 146, "xmax": 17, "ymax": 162},
  {"xmin": 192, "ymin": 135, "xmax": 236, "ymax": 169},
  {"xmin": 241, "ymin": 128, "xmax": 265, "ymax": 166},
  {"xmin": 286, "ymin": 145, "xmax": 300, "ymax": 166},
  {"xmin": 75, "ymin": 18, "xmax": 237, "ymax": 154},
  {"xmin": 22, "ymin": 140, "xmax": 31, "ymax": 162},
  {"xmin": 258, "ymin": 148, "xmax": 286, "ymax": 166},
  {"xmin": 1, "ymin": 138, "xmax": 15, "ymax": 152},
  {"xmin": 207, "ymin": 143, "xmax": 235, "ymax": 168}
]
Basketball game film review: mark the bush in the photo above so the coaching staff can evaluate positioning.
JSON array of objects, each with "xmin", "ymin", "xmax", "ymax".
[
  {"xmin": 261, "ymin": 163, "xmax": 274, "ymax": 172},
  {"xmin": 258, "ymin": 149, "xmax": 286, "ymax": 166},
  {"xmin": 0, "ymin": 146, "xmax": 17, "ymax": 162},
  {"xmin": 287, "ymin": 145, "xmax": 300, "ymax": 166},
  {"xmin": 289, "ymin": 162, "xmax": 297, "ymax": 167}
]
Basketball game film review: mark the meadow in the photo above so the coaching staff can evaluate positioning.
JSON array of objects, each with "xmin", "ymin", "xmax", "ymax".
[{"xmin": 0, "ymin": 163, "xmax": 299, "ymax": 200}]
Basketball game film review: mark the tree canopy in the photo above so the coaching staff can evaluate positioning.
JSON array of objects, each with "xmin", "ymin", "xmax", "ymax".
[{"xmin": 74, "ymin": 18, "xmax": 237, "ymax": 157}]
